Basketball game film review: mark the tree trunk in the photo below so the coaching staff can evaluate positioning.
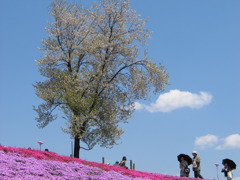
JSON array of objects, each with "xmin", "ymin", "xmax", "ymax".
[{"xmin": 74, "ymin": 136, "xmax": 80, "ymax": 158}]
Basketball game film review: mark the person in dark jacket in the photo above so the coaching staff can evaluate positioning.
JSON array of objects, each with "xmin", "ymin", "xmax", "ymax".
[
  {"xmin": 119, "ymin": 156, "xmax": 128, "ymax": 169},
  {"xmin": 222, "ymin": 162, "xmax": 233, "ymax": 180}
]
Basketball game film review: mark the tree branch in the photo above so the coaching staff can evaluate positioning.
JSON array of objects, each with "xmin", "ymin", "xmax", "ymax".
[
  {"xmin": 97, "ymin": 60, "xmax": 145, "ymax": 96},
  {"xmin": 80, "ymin": 146, "xmax": 92, "ymax": 151}
]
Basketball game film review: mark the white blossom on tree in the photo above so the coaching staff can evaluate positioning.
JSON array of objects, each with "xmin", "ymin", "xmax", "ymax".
[{"xmin": 34, "ymin": 0, "xmax": 168, "ymax": 158}]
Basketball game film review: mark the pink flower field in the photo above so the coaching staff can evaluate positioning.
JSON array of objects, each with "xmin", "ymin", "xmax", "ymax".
[{"xmin": 0, "ymin": 145, "xmax": 201, "ymax": 180}]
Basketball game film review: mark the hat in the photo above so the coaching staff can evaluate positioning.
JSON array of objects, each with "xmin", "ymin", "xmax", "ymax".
[{"xmin": 192, "ymin": 150, "xmax": 198, "ymax": 154}]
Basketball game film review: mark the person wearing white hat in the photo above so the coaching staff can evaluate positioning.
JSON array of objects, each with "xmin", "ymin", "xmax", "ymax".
[{"xmin": 192, "ymin": 151, "xmax": 204, "ymax": 179}]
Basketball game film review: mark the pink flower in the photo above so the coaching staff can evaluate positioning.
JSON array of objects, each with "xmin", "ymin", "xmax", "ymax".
[{"xmin": 0, "ymin": 145, "xmax": 206, "ymax": 180}]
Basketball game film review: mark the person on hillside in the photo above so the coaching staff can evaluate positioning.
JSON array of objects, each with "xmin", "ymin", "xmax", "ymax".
[
  {"xmin": 222, "ymin": 162, "xmax": 233, "ymax": 180},
  {"xmin": 119, "ymin": 156, "xmax": 128, "ymax": 169},
  {"xmin": 192, "ymin": 151, "xmax": 204, "ymax": 179},
  {"xmin": 180, "ymin": 156, "xmax": 189, "ymax": 177},
  {"xmin": 113, "ymin": 161, "xmax": 120, "ymax": 166}
]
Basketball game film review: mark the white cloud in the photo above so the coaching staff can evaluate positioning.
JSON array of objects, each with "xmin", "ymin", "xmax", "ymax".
[
  {"xmin": 216, "ymin": 134, "xmax": 240, "ymax": 150},
  {"xmin": 194, "ymin": 134, "xmax": 240, "ymax": 150},
  {"xmin": 194, "ymin": 134, "xmax": 219, "ymax": 149},
  {"xmin": 135, "ymin": 89, "xmax": 212, "ymax": 112}
]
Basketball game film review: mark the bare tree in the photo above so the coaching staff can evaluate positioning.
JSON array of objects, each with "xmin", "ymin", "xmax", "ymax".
[{"xmin": 34, "ymin": 0, "xmax": 168, "ymax": 158}]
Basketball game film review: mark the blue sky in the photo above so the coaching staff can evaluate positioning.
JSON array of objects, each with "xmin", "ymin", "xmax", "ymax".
[{"xmin": 0, "ymin": 0, "xmax": 240, "ymax": 179}]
